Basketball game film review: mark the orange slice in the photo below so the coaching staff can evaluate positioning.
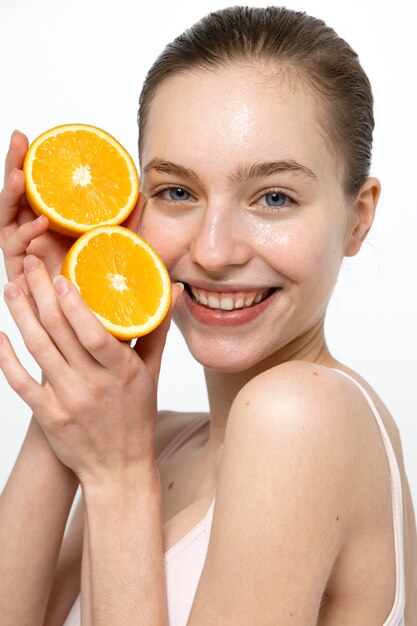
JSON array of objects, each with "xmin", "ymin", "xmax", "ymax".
[
  {"xmin": 61, "ymin": 226, "xmax": 171, "ymax": 339},
  {"xmin": 23, "ymin": 124, "xmax": 140, "ymax": 236}
]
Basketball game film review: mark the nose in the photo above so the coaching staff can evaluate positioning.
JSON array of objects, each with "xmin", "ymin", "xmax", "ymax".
[{"xmin": 190, "ymin": 202, "xmax": 251, "ymax": 272}]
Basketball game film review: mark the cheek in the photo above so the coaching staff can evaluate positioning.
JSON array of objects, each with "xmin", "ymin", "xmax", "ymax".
[
  {"xmin": 301, "ymin": 235, "xmax": 344, "ymax": 301},
  {"xmin": 269, "ymin": 225, "xmax": 342, "ymax": 286},
  {"xmin": 138, "ymin": 212, "xmax": 179, "ymax": 269}
]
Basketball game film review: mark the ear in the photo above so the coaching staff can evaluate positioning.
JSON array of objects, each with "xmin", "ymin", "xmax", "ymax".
[
  {"xmin": 344, "ymin": 177, "xmax": 381, "ymax": 257},
  {"xmin": 121, "ymin": 192, "xmax": 147, "ymax": 233}
]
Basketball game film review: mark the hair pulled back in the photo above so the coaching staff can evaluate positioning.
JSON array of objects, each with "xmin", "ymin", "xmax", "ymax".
[{"xmin": 138, "ymin": 6, "xmax": 374, "ymax": 197}]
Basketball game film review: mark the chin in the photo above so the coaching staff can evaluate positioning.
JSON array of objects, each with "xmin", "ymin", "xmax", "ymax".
[
  {"xmin": 177, "ymin": 328, "xmax": 273, "ymax": 373},
  {"xmin": 195, "ymin": 355, "xmax": 255, "ymax": 373}
]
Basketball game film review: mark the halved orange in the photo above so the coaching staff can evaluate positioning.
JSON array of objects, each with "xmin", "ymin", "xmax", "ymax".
[
  {"xmin": 61, "ymin": 226, "xmax": 171, "ymax": 339},
  {"xmin": 24, "ymin": 124, "xmax": 139, "ymax": 236}
]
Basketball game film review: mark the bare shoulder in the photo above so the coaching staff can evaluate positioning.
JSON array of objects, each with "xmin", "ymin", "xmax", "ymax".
[
  {"xmin": 154, "ymin": 409, "xmax": 208, "ymax": 459},
  {"xmin": 189, "ymin": 361, "xmax": 389, "ymax": 622},
  {"xmin": 227, "ymin": 360, "xmax": 379, "ymax": 451},
  {"xmin": 226, "ymin": 359, "xmax": 396, "ymax": 517},
  {"xmin": 154, "ymin": 410, "xmax": 183, "ymax": 459},
  {"xmin": 234, "ymin": 359, "xmax": 405, "ymax": 470}
]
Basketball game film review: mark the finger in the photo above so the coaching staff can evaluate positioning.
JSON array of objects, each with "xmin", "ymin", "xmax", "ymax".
[
  {"xmin": 52, "ymin": 275, "xmax": 130, "ymax": 370},
  {"xmin": 3, "ymin": 281, "xmax": 70, "ymax": 382},
  {"xmin": 121, "ymin": 192, "xmax": 147, "ymax": 233},
  {"xmin": 2, "ymin": 214, "xmax": 49, "ymax": 261},
  {"xmin": 23, "ymin": 255, "xmax": 95, "ymax": 368},
  {"xmin": 134, "ymin": 282, "xmax": 184, "ymax": 383},
  {"xmin": 0, "ymin": 167, "xmax": 29, "ymax": 233},
  {"xmin": 3, "ymin": 131, "xmax": 29, "ymax": 183},
  {"xmin": 0, "ymin": 331, "xmax": 45, "ymax": 412}
]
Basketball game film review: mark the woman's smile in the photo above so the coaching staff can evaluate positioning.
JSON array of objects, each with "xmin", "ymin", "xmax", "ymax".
[{"xmin": 181, "ymin": 283, "xmax": 281, "ymax": 326}]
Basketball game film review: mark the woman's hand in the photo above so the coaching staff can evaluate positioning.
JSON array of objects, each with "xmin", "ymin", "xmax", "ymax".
[
  {"xmin": 0, "ymin": 254, "xmax": 182, "ymax": 486},
  {"xmin": 0, "ymin": 131, "xmax": 143, "ymax": 311},
  {"xmin": 0, "ymin": 132, "xmax": 74, "ymax": 303}
]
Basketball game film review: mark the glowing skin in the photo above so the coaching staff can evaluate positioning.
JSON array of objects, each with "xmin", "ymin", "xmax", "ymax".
[{"xmin": 138, "ymin": 64, "xmax": 368, "ymax": 374}]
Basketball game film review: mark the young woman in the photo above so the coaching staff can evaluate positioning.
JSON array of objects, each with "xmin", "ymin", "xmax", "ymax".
[{"xmin": 0, "ymin": 6, "xmax": 416, "ymax": 625}]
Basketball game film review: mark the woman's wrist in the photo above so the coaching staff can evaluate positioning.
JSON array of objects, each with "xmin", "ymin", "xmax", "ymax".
[
  {"xmin": 27, "ymin": 415, "xmax": 77, "ymax": 475},
  {"xmin": 8, "ymin": 415, "xmax": 79, "ymax": 498},
  {"xmin": 79, "ymin": 456, "xmax": 160, "ymax": 502},
  {"xmin": 80, "ymin": 458, "xmax": 162, "ymax": 546}
]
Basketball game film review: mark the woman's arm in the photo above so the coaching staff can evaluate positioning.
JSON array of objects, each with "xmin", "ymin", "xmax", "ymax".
[
  {"xmin": 81, "ymin": 465, "xmax": 168, "ymax": 625},
  {"xmin": 0, "ymin": 131, "xmax": 86, "ymax": 624},
  {"xmin": 187, "ymin": 362, "xmax": 366, "ymax": 624},
  {"xmin": 0, "ymin": 254, "xmax": 182, "ymax": 625},
  {"xmin": 0, "ymin": 416, "xmax": 78, "ymax": 625},
  {"xmin": 0, "ymin": 130, "xmax": 151, "ymax": 625}
]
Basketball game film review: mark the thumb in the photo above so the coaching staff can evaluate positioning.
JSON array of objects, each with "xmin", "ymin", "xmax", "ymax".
[
  {"xmin": 0, "ymin": 168, "xmax": 27, "ymax": 230},
  {"xmin": 133, "ymin": 282, "xmax": 184, "ymax": 383},
  {"xmin": 3, "ymin": 130, "xmax": 28, "ymax": 183}
]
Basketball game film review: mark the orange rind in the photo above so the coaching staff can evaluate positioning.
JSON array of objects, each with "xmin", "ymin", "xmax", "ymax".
[
  {"xmin": 61, "ymin": 225, "xmax": 171, "ymax": 339},
  {"xmin": 24, "ymin": 124, "xmax": 139, "ymax": 236}
]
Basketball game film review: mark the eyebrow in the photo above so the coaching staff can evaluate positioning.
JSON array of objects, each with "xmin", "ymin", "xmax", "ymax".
[
  {"xmin": 143, "ymin": 158, "xmax": 200, "ymax": 182},
  {"xmin": 143, "ymin": 157, "xmax": 317, "ymax": 184},
  {"xmin": 230, "ymin": 160, "xmax": 318, "ymax": 183}
]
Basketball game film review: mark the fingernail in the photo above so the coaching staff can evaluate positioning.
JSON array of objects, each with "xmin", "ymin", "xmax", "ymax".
[
  {"xmin": 35, "ymin": 214, "xmax": 47, "ymax": 224},
  {"xmin": 175, "ymin": 282, "xmax": 184, "ymax": 294},
  {"xmin": 10, "ymin": 130, "xmax": 20, "ymax": 143},
  {"xmin": 8, "ymin": 167, "xmax": 17, "ymax": 180},
  {"xmin": 23, "ymin": 255, "xmax": 40, "ymax": 272},
  {"xmin": 4, "ymin": 282, "xmax": 19, "ymax": 300},
  {"xmin": 53, "ymin": 275, "xmax": 69, "ymax": 295},
  {"xmin": 12, "ymin": 129, "xmax": 21, "ymax": 136}
]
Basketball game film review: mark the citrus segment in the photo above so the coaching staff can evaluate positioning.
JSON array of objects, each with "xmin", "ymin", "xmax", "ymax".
[
  {"xmin": 61, "ymin": 226, "xmax": 171, "ymax": 339},
  {"xmin": 24, "ymin": 124, "xmax": 140, "ymax": 236}
]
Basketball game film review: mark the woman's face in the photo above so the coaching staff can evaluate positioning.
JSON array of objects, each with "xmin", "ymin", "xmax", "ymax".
[{"xmin": 139, "ymin": 64, "xmax": 356, "ymax": 372}]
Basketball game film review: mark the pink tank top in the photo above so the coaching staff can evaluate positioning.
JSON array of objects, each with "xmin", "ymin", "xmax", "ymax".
[{"xmin": 62, "ymin": 368, "xmax": 405, "ymax": 625}]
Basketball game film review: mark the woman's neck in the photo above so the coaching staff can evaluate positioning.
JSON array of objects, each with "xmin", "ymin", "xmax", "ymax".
[{"xmin": 202, "ymin": 322, "xmax": 335, "ymax": 460}]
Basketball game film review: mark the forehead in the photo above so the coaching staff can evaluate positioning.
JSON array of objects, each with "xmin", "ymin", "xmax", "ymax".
[{"xmin": 141, "ymin": 64, "xmax": 336, "ymax": 183}]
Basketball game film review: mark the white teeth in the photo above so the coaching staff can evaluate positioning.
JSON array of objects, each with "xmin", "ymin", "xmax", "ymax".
[
  {"xmin": 220, "ymin": 297, "xmax": 234, "ymax": 311},
  {"xmin": 189, "ymin": 286, "xmax": 271, "ymax": 310},
  {"xmin": 208, "ymin": 295, "xmax": 220, "ymax": 309}
]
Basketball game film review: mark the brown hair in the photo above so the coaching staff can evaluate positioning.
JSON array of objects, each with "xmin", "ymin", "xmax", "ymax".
[{"xmin": 138, "ymin": 6, "xmax": 374, "ymax": 197}]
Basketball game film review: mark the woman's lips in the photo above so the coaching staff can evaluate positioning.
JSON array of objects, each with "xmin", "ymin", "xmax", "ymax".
[{"xmin": 181, "ymin": 285, "xmax": 281, "ymax": 326}]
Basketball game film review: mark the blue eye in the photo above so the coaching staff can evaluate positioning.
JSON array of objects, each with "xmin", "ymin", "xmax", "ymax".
[
  {"xmin": 165, "ymin": 187, "xmax": 191, "ymax": 201},
  {"xmin": 263, "ymin": 191, "xmax": 287, "ymax": 207}
]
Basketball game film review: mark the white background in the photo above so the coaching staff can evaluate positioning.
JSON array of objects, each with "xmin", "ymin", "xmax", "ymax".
[{"xmin": 0, "ymin": 0, "xmax": 416, "ymax": 513}]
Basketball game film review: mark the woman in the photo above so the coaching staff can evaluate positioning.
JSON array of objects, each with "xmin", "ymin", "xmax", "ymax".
[{"xmin": 0, "ymin": 6, "xmax": 416, "ymax": 625}]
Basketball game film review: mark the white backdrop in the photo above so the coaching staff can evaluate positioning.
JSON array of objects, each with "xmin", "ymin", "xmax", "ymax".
[{"xmin": 0, "ymin": 0, "xmax": 416, "ymax": 513}]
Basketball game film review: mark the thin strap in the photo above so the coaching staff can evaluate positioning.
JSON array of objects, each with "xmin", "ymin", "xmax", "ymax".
[
  {"xmin": 156, "ymin": 414, "xmax": 210, "ymax": 466},
  {"xmin": 331, "ymin": 368, "xmax": 405, "ymax": 624},
  {"xmin": 204, "ymin": 498, "xmax": 216, "ymax": 542}
]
